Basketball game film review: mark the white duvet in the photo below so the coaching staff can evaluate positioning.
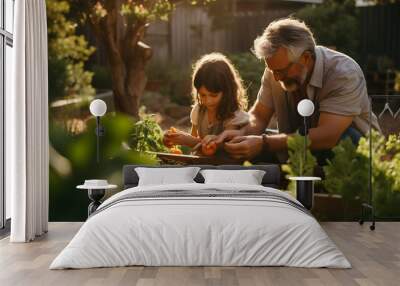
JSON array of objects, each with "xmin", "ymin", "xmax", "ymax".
[{"xmin": 50, "ymin": 183, "xmax": 351, "ymax": 269}]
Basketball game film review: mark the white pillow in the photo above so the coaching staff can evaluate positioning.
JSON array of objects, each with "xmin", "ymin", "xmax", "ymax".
[
  {"xmin": 135, "ymin": 167, "xmax": 200, "ymax": 186},
  {"xmin": 200, "ymin": 169, "xmax": 266, "ymax": 185}
]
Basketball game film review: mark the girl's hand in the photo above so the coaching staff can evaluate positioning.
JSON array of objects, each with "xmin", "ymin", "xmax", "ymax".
[
  {"xmin": 163, "ymin": 127, "xmax": 176, "ymax": 148},
  {"xmin": 163, "ymin": 129, "xmax": 195, "ymax": 147},
  {"xmin": 163, "ymin": 133, "xmax": 174, "ymax": 148},
  {"xmin": 200, "ymin": 135, "xmax": 218, "ymax": 156}
]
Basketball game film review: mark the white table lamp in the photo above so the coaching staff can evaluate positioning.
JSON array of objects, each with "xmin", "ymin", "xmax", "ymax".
[
  {"xmin": 292, "ymin": 99, "xmax": 319, "ymax": 210},
  {"xmin": 90, "ymin": 99, "xmax": 107, "ymax": 117}
]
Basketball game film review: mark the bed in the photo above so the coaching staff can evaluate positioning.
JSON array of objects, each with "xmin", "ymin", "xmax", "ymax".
[{"xmin": 50, "ymin": 164, "xmax": 351, "ymax": 269}]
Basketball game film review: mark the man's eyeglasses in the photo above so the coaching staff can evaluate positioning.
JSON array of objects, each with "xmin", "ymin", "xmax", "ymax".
[
  {"xmin": 266, "ymin": 50, "xmax": 313, "ymax": 79},
  {"xmin": 269, "ymin": 61, "xmax": 296, "ymax": 79}
]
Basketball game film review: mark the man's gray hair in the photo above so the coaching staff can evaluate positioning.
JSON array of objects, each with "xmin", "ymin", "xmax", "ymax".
[{"xmin": 253, "ymin": 18, "xmax": 316, "ymax": 61}]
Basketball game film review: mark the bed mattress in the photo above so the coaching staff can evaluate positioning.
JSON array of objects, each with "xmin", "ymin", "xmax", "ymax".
[{"xmin": 50, "ymin": 183, "xmax": 351, "ymax": 269}]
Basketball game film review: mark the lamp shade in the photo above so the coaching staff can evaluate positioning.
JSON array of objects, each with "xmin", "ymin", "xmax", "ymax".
[
  {"xmin": 297, "ymin": 99, "xmax": 314, "ymax": 117},
  {"xmin": 89, "ymin": 99, "xmax": 107, "ymax": 117}
]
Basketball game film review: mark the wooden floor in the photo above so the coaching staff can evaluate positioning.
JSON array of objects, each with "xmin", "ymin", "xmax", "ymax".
[{"xmin": 0, "ymin": 222, "xmax": 399, "ymax": 286}]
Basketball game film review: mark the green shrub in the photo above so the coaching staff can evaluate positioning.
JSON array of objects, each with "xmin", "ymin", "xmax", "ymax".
[
  {"xmin": 296, "ymin": 0, "xmax": 359, "ymax": 60},
  {"xmin": 323, "ymin": 138, "xmax": 369, "ymax": 206},
  {"xmin": 282, "ymin": 133, "xmax": 318, "ymax": 194},
  {"xmin": 50, "ymin": 113, "xmax": 158, "ymax": 221},
  {"xmin": 48, "ymin": 57, "xmax": 68, "ymax": 101},
  {"xmin": 47, "ymin": 0, "xmax": 95, "ymax": 102},
  {"xmin": 228, "ymin": 53, "xmax": 265, "ymax": 105},
  {"xmin": 324, "ymin": 131, "xmax": 400, "ymax": 217},
  {"xmin": 146, "ymin": 61, "xmax": 192, "ymax": 106},
  {"xmin": 128, "ymin": 108, "xmax": 169, "ymax": 153}
]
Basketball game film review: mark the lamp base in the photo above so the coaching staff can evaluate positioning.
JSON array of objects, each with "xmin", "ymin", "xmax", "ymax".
[
  {"xmin": 88, "ymin": 189, "xmax": 105, "ymax": 217},
  {"xmin": 296, "ymin": 180, "xmax": 314, "ymax": 210},
  {"xmin": 289, "ymin": 177, "xmax": 321, "ymax": 210}
]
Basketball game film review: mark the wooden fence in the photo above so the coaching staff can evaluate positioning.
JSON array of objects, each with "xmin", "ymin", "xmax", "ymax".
[
  {"xmin": 86, "ymin": 2, "xmax": 400, "ymax": 71},
  {"xmin": 145, "ymin": 3, "xmax": 296, "ymax": 67}
]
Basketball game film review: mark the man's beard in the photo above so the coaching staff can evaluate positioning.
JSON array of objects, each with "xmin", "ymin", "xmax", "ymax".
[{"xmin": 280, "ymin": 67, "xmax": 308, "ymax": 92}]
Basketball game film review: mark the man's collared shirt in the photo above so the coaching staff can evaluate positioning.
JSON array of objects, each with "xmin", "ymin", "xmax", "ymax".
[{"xmin": 257, "ymin": 45, "xmax": 381, "ymax": 135}]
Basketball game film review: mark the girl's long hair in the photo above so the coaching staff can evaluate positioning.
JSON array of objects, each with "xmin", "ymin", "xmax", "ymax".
[{"xmin": 191, "ymin": 53, "xmax": 248, "ymax": 121}]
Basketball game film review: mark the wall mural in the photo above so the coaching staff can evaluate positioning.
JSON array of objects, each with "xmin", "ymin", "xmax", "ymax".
[{"xmin": 47, "ymin": 0, "xmax": 400, "ymax": 222}]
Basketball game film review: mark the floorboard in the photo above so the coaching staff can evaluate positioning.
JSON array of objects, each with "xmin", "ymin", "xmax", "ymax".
[{"xmin": 0, "ymin": 222, "xmax": 399, "ymax": 286}]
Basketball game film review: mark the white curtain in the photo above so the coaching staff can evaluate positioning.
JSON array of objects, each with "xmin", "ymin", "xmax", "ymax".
[{"xmin": 7, "ymin": 0, "xmax": 49, "ymax": 242}]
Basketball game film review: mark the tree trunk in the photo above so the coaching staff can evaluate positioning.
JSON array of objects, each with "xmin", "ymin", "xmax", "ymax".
[
  {"xmin": 108, "ymin": 41, "xmax": 152, "ymax": 117},
  {"xmin": 90, "ymin": 6, "xmax": 152, "ymax": 118}
]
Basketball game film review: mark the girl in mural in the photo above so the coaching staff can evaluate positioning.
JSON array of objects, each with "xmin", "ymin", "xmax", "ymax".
[{"xmin": 163, "ymin": 52, "xmax": 249, "ymax": 156}]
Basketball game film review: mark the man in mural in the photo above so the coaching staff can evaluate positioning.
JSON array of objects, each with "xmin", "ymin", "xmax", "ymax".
[{"xmin": 214, "ymin": 17, "xmax": 380, "ymax": 163}]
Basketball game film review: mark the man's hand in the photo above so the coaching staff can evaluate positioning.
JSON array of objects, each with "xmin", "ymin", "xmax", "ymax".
[
  {"xmin": 223, "ymin": 135, "xmax": 264, "ymax": 160},
  {"xmin": 201, "ymin": 135, "xmax": 218, "ymax": 145},
  {"xmin": 214, "ymin": 129, "xmax": 245, "ymax": 145}
]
